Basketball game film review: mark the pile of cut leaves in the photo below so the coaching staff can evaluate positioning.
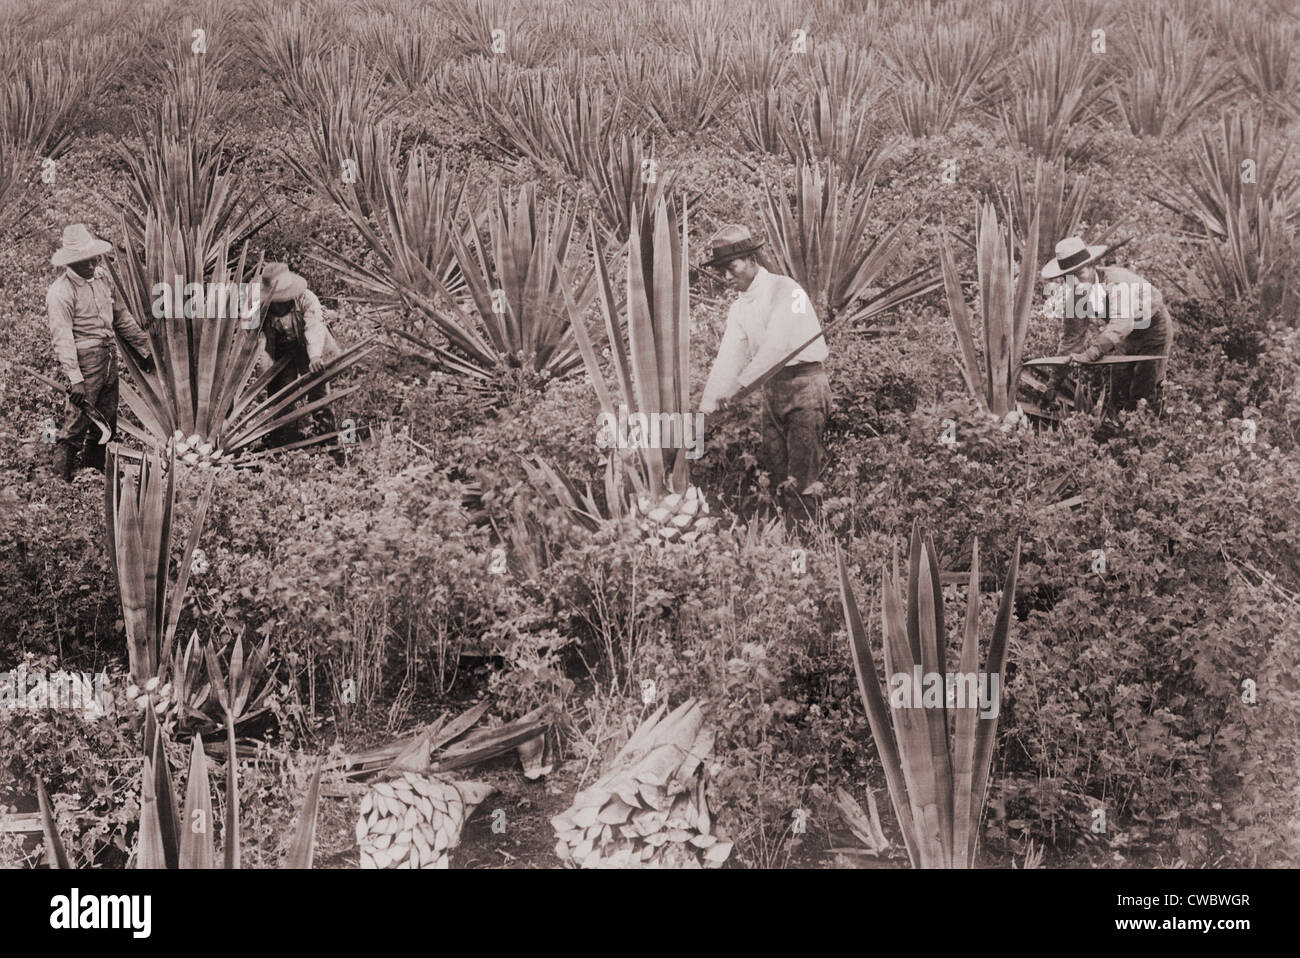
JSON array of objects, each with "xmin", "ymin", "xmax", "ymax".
[{"xmin": 551, "ymin": 699, "xmax": 731, "ymax": 868}]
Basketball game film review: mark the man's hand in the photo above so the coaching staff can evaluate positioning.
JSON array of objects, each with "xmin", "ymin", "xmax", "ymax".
[
  {"xmin": 1069, "ymin": 345, "xmax": 1105, "ymax": 365},
  {"xmin": 308, "ymin": 356, "xmax": 326, "ymax": 374},
  {"xmin": 68, "ymin": 382, "xmax": 87, "ymax": 403},
  {"xmin": 1067, "ymin": 352, "xmax": 1089, "ymax": 366}
]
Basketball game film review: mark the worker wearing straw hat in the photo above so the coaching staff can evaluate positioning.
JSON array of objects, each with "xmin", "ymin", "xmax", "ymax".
[
  {"xmin": 45, "ymin": 223, "xmax": 155, "ymax": 480},
  {"xmin": 1041, "ymin": 236, "xmax": 1174, "ymax": 412},
  {"xmin": 258, "ymin": 262, "xmax": 340, "ymax": 446},
  {"xmin": 700, "ymin": 224, "xmax": 831, "ymax": 510}
]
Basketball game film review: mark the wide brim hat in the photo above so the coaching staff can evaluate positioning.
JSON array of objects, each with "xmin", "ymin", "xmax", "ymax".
[
  {"xmin": 1041, "ymin": 236, "xmax": 1108, "ymax": 279},
  {"xmin": 261, "ymin": 262, "xmax": 309, "ymax": 302},
  {"xmin": 702, "ymin": 225, "xmax": 765, "ymax": 270},
  {"xmin": 51, "ymin": 223, "xmax": 112, "ymax": 267}
]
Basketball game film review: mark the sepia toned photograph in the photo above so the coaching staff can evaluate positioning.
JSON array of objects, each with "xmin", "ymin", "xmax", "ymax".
[{"xmin": 0, "ymin": 0, "xmax": 1294, "ymax": 925}]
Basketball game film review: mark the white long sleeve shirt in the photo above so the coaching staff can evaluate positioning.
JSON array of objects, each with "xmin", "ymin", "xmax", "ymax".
[
  {"xmin": 700, "ymin": 267, "xmax": 827, "ymax": 411},
  {"xmin": 46, "ymin": 266, "xmax": 151, "ymax": 384}
]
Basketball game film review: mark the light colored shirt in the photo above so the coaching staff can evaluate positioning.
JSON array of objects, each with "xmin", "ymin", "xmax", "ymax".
[
  {"xmin": 46, "ymin": 266, "xmax": 150, "ymax": 384},
  {"xmin": 1055, "ymin": 266, "xmax": 1165, "ymax": 355},
  {"xmin": 266, "ymin": 288, "xmax": 330, "ymax": 359},
  {"xmin": 1093, "ymin": 266, "xmax": 1163, "ymax": 350},
  {"xmin": 701, "ymin": 267, "xmax": 827, "ymax": 411}
]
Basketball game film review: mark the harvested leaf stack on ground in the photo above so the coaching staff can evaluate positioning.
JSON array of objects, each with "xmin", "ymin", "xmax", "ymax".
[
  {"xmin": 339, "ymin": 702, "xmax": 553, "ymax": 869},
  {"xmin": 356, "ymin": 774, "xmax": 494, "ymax": 869},
  {"xmin": 551, "ymin": 699, "xmax": 732, "ymax": 868}
]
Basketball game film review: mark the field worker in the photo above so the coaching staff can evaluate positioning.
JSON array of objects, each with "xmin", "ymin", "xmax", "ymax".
[
  {"xmin": 46, "ymin": 223, "xmax": 155, "ymax": 480},
  {"xmin": 699, "ymin": 224, "xmax": 832, "ymax": 509},
  {"xmin": 257, "ymin": 262, "xmax": 340, "ymax": 446},
  {"xmin": 1041, "ymin": 236, "xmax": 1174, "ymax": 413}
]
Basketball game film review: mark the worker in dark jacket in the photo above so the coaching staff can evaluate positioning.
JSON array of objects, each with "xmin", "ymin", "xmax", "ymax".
[
  {"xmin": 257, "ymin": 262, "xmax": 339, "ymax": 446},
  {"xmin": 45, "ymin": 223, "xmax": 154, "ymax": 480},
  {"xmin": 1041, "ymin": 236, "xmax": 1174, "ymax": 412}
]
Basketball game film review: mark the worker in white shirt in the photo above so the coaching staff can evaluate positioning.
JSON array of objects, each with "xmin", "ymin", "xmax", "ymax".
[
  {"xmin": 699, "ymin": 225, "xmax": 832, "ymax": 507},
  {"xmin": 45, "ymin": 223, "xmax": 155, "ymax": 480}
]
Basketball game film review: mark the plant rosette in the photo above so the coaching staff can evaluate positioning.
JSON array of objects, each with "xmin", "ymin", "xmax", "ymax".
[
  {"xmin": 630, "ymin": 485, "xmax": 717, "ymax": 546},
  {"xmin": 168, "ymin": 430, "xmax": 224, "ymax": 467},
  {"xmin": 124, "ymin": 676, "xmax": 180, "ymax": 724}
]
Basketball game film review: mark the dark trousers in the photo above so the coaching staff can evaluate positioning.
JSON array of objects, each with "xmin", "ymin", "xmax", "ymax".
[
  {"xmin": 761, "ymin": 362, "xmax": 832, "ymax": 504},
  {"xmin": 54, "ymin": 343, "xmax": 117, "ymax": 476},
  {"xmin": 1050, "ymin": 322, "xmax": 1173, "ymax": 414},
  {"xmin": 265, "ymin": 334, "xmax": 334, "ymax": 446},
  {"xmin": 1109, "ymin": 321, "xmax": 1174, "ymax": 413},
  {"xmin": 1109, "ymin": 360, "xmax": 1163, "ymax": 413}
]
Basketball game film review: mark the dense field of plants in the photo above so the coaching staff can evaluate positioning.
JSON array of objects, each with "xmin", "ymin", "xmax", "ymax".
[{"xmin": 2, "ymin": 0, "xmax": 1298, "ymax": 870}]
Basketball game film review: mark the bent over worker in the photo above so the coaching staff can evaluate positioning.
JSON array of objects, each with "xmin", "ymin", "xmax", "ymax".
[
  {"xmin": 699, "ymin": 225, "xmax": 832, "ymax": 508},
  {"xmin": 45, "ymin": 223, "xmax": 154, "ymax": 480},
  {"xmin": 257, "ymin": 262, "xmax": 340, "ymax": 446},
  {"xmin": 1041, "ymin": 236, "xmax": 1174, "ymax": 413}
]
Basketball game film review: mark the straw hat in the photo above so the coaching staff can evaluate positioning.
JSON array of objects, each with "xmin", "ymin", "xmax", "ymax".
[
  {"xmin": 702, "ymin": 224, "xmax": 765, "ymax": 270},
  {"xmin": 261, "ymin": 262, "xmax": 308, "ymax": 302},
  {"xmin": 1040, "ymin": 236, "xmax": 1108, "ymax": 279},
  {"xmin": 51, "ymin": 223, "xmax": 112, "ymax": 267}
]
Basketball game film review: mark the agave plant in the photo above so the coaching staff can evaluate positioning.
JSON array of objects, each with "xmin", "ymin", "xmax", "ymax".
[
  {"xmin": 996, "ymin": 27, "xmax": 1109, "ymax": 162},
  {"xmin": 1153, "ymin": 109, "xmax": 1300, "ymax": 241},
  {"xmin": 287, "ymin": 50, "xmax": 399, "ymax": 219},
  {"xmin": 892, "ymin": 78, "xmax": 965, "ymax": 138},
  {"xmin": 937, "ymin": 201, "xmax": 1040, "ymax": 418},
  {"xmin": 728, "ymin": 28, "xmax": 791, "ymax": 94},
  {"xmin": 0, "ymin": 45, "xmax": 85, "ymax": 157},
  {"xmin": 1200, "ymin": 194, "xmax": 1295, "ymax": 314},
  {"xmin": 1233, "ymin": 15, "xmax": 1297, "ymax": 109},
  {"xmin": 438, "ymin": 0, "xmax": 551, "ymax": 64},
  {"xmin": 309, "ymin": 146, "xmax": 464, "ymax": 319},
  {"xmin": 637, "ymin": 51, "xmax": 736, "ymax": 135},
  {"xmin": 836, "ymin": 525, "xmax": 1022, "ymax": 868},
  {"xmin": 883, "ymin": 20, "xmax": 998, "ymax": 111},
  {"xmin": 1002, "ymin": 156, "xmax": 1091, "ymax": 266},
  {"xmin": 283, "ymin": 106, "xmax": 402, "ymax": 228},
  {"xmin": 1012, "ymin": 24, "xmax": 1111, "ymax": 115},
  {"xmin": 105, "ymin": 447, "xmax": 213, "ymax": 684},
  {"xmin": 736, "ymin": 87, "xmax": 795, "ymax": 158},
  {"xmin": 588, "ymin": 129, "xmax": 680, "ymax": 243},
  {"xmin": 648, "ymin": 0, "xmax": 736, "ymax": 50},
  {"xmin": 761, "ymin": 159, "xmax": 941, "ymax": 328},
  {"xmin": 479, "ymin": 66, "xmax": 621, "ymax": 180},
  {"xmin": 356, "ymin": 8, "xmax": 448, "ymax": 90},
  {"xmin": 0, "ymin": 134, "xmax": 37, "ymax": 238},
  {"xmin": 563, "ymin": 195, "xmax": 699, "ymax": 512},
  {"xmin": 1109, "ymin": 7, "xmax": 1232, "ymax": 137},
  {"xmin": 110, "ymin": 219, "xmax": 375, "ymax": 457},
  {"xmin": 788, "ymin": 84, "xmax": 883, "ymax": 178},
  {"xmin": 118, "ymin": 101, "xmax": 265, "ymax": 262},
  {"xmin": 802, "ymin": 42, "xmax": 878, "ymax": 106},
  {"xmin": 39, "ymin": 733, "xmax": 322, "ymax": 869},
  {"xmin": 457, "ymin": 52, "xmax": 522, "ymax": 129},
  {"xmin": 149, "ymin": 14, "xmax": 235, "ymax": 134},
  {"xmin": 999, "ymin": 86, "xmax": 1093, "ymax": 164},
  {"xmin": 443, "ymin": 183, "xmax": 595, "ymax": 382},
  {"xmin": 246, "ymin": 0, "xmax": 334, "ymax": 87},
  {"xmin": 170, "ymin": 630, "xmax": 276, "ymax": 735}
]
